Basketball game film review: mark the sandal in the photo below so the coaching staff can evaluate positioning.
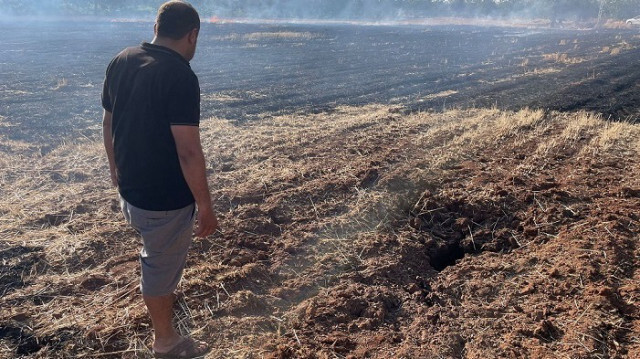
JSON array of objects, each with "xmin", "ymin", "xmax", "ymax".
[{"xmin": 154, "ymin": 337, "xmax": 211, "ymax": 359}]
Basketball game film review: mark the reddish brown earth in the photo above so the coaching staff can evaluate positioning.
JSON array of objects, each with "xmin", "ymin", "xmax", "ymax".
[
  {"xmin": 2, "ymin": 105, "xmax": 639, "ymax": 358},
  {"xmin": 226, "ymin": 109, "xmax": 640, "ymax": 359}
]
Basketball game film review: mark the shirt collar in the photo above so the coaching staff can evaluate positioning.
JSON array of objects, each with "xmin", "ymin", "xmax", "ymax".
[{"xmin": 141, "ymin": 42, "xmax": 190, "ymax": 66}]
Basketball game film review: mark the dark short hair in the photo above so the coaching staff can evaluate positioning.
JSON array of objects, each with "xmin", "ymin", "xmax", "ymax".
[{"xmin": 156, "ymin": 1, "xmax": 200, "ymax": 40}]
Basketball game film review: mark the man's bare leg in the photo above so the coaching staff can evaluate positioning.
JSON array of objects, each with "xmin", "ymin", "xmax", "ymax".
[
  {"xmin": 144, "ymin": 294, "xmax": 209, "ymax": 356},
  {"xmin": 144, "ymin": 294, "xmax": 181, "ymax": 352}
]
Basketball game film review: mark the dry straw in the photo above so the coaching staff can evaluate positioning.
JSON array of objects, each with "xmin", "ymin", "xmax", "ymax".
[{"xmin": 1, "ymin": 105, "xmax": 639, "ymax": 358}]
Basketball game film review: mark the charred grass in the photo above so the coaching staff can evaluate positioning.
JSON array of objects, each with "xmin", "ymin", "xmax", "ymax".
[{"xmin": 1, "ymin": 106, "xmax": 640, "ymax": 358}]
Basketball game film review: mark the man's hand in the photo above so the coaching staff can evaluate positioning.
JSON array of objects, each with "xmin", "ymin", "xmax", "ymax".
[
  {"xmin": 109, "ymin": 168, "xmax": 118, "ymax": 187},
  {"xmin": 194, "ymin": 205, "xmax": 218, "ymax": 238},
  {"xmin": 171, "ymin": 125, "xmax": 217, "ymax": 238},
  {"xmin": 102, "ymin": 110, "xmax": 118, "ymax": 188}
]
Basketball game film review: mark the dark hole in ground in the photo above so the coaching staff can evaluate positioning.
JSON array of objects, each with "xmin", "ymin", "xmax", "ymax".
[
  {"xmin": 428, "ymin": 241, "xmax": 465, "ymax": 272},
  {"xmin": 410, "ymin": 190, "xmax": 525, "ymax": 272}
]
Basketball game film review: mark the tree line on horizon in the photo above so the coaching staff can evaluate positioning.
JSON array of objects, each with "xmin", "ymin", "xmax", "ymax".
[{"xmin": 0, "ymin": 0, "xmax": 638, "ymax": 21}]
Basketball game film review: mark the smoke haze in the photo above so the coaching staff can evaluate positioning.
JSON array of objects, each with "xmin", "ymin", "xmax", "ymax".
[{"xmin": 1, "ymin": 0, "xmax": 639, "ymax": 21}]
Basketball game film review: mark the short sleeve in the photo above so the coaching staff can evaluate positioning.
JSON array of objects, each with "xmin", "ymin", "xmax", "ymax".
[
  {"xmin": 101, "ymin": 80, "xmax": 112, "ymax": 112},
  {"xmin": 102, "ymin": 56, "xmax": 118, "ymax": 112},
  {"xmin": 167, "ymin": 72, "xmax": 200, "ymax": 127},
  {"xmin": 101, "ymin": 58, "xmax": 115, "ymax": 112}
]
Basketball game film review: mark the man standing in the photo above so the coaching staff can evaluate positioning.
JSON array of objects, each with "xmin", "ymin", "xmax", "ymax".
[{"xmin": 102, "ymin": 1, "xmax": 217, "ymax": 358}]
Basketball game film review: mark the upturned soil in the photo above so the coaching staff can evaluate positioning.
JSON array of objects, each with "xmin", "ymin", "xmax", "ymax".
[{"xmin": 1, "ymin": 104, "xmax": 640, "ymax": 358}]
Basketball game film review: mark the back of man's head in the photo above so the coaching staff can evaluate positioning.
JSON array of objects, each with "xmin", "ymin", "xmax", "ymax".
[{"xmin": 156, "ymin": 1, "xmax": 200, "ymax": 40}]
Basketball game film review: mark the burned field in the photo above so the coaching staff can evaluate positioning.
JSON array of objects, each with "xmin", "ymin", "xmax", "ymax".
[
  {"xmin": 1, "ymin": 21, "xmax": 640, "ymax": 358},
  {"xmin": 2, "ymin": 21, "xmax": 640, "ymax": 142}
]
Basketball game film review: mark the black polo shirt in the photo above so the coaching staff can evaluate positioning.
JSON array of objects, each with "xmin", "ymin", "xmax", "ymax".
[{"xmin": 102, "ymin": 42, "xmax": 200, "ymax": 211}]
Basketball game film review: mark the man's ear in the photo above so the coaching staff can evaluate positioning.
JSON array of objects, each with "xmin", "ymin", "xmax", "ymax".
[
  {"xmin": 188, "ymin": 28, "xmax": 199, "ymax": 44},
  {"xmin": 154, "ymin": 23, "xmax": 158, "ymax": 35}
]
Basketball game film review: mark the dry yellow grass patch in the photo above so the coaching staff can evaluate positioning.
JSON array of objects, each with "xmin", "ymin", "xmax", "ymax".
[
  {"xmin": 419, "ymin": 90, "xmax": 458, "ymax": 101},
  {"xmin": 530, "ymin": 67, "xmax": 560, "ymax": 75},
  {"xmin": 589, "ymin": 120, "xmax": 640, "ymax": 155},
  {"xmin": 559, "ymin": 110, "xmax": 602, "ymax": 142},
  {"xmin": 201, "ymin": 92, "xmax": 242, "ymax": 103},
  {"xmin": 542, "ymin": 52, "xmax": 584, "ymax": 64},
  {"xmin": 609, "ymin": 40, "xmax": 636, "ymax": 55}
]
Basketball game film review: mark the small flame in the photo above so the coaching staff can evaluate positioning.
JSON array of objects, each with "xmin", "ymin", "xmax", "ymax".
[{"xmin": 208, "ymin": 16, "xmax": 234, "ymax": 24}]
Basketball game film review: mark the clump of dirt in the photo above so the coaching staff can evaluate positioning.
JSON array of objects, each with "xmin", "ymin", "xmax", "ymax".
[{"xmin": 1, "ymin": 106, "xmax": 639, "ymax": 358}]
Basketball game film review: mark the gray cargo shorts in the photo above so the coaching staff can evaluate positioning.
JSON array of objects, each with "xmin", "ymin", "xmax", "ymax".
[{"xmin": 120, "ymin": 196, "xmax": 196, "ymax": 297}]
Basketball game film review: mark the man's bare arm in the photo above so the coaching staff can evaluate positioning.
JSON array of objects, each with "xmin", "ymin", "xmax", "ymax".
[
  {"xmin": 171, "ymin": 125, "xmax": 218, "ymax": 237},
  {"xmin": 102, "ymin": 110, "xmax": 118, "ymax": 187}
]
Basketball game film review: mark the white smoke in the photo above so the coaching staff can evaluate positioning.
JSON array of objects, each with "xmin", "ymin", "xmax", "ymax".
[{"xmin": 0, "ymin": 0, "xmax": 634, "ymax": 21}]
